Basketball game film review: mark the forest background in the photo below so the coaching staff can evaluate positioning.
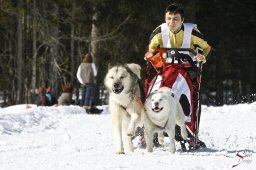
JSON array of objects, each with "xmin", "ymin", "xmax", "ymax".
[{"xmin": 0, "ymin": 0, "xmax": 255, "ymax": 107}]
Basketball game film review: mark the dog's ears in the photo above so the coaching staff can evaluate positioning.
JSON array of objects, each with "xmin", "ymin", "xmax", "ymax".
[
  {"xmin": 126, "ymin": 63, "xmax": 141, "ymax": 79},
  {"xmin": 108, "ymin": 62, "xmax": 123, "ymax": 70},
  {"xmin": 147, "ymin": 90, "xmax": 162, "ymax": 100},
  {"xmin": 108, "ymin": 63, "xmax": 114, "ymax": 70}
]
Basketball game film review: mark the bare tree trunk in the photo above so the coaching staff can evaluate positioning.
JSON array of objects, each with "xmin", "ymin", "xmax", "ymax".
[
  {"xmin": 70, "ymin": 2, "xmax": 75, "ymax": 85},
  {"xmin": 90, "ymin": 2, "xmax": 100, "ymax": 68},
  {"xmin": 49, "ymin": 3, "xmax": 60, "ymax": 97},
  {"xmin": 8, "ymin": 30, "xmax": 16, "ymax": 104},
  {"xmin": 1, "ymin": 44, "xmax": 8, "ymax": 106},
  {"xmin": 16, "ymin": 0, "xmax": 24, "ymax": 104},
  {"xmin": 75, "ymin": 22, "xmax": 82, "ymax": 102},
  {"xmin": 90, "ymin": 2, "xmax": 101, "ymax": 105},
  {"xmin": 31, "ymin": 0, "xmax": 37, "ymax": 102}
]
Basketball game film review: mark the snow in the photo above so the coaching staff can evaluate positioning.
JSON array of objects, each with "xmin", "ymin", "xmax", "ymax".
[{"xmin": 0, "ymin": 103, "xmax": 255, "ymax": 170}]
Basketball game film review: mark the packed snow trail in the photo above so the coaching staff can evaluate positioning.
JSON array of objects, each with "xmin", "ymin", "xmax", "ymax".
[{"xmin": 0, "ymin": 103, "xmax": 255, "ymax": 170}]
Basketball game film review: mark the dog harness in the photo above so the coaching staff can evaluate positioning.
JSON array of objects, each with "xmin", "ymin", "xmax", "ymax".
[
  {"xmin": 124, "ymin": 65, "xmax": 145, "ymax": 102},
  {"xmin": 120, "ymin": 95, "xmax": 145, "ymax": 112},
  {"xmin": 157, "ymin": 119, "xmax": 169, "ymax": 130},
  {"xmin": 119, "ymin": 65, "xmax": 145, "ymax": 111}
]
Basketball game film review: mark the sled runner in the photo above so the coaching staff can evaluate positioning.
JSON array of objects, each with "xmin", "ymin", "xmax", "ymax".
[{"xmin": 144, "ymin": 47, "xmax": 206, "ymax": 151}]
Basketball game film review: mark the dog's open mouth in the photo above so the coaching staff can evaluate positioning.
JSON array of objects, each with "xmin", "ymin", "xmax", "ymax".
[
  {"xmin": 152, "ymin": 107, "xmax": 163, "ymax": 113},
  {"xmin": 112, "ymin": 86, "xmax": 124, "ymax": 94}
]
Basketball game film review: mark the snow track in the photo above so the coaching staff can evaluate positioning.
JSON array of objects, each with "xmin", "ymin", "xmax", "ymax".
[{"xmin": 0, "ymin": 104, "xmax": 255, "ymax": 170}]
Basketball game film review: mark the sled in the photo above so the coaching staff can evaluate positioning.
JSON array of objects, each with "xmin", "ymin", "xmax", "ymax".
[{"xmin": 144, "ymin": 47, "xmax": 206, "ymax": 151}]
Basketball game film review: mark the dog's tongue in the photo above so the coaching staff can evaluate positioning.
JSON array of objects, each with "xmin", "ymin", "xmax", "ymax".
[
  {"xmin": 112, "ymin": 86, "xmax": 124, "ymax": 94},
  {"xmin": 113, "ymin": 88, "xmax": 121, "ymax": 93},
  {"xmin": 153, "ymin": 107, "xmax": 160, "ymax": 112},
  {"xmin": 152, "ymin": 106, "xmax": 163, "ymax": 113}
]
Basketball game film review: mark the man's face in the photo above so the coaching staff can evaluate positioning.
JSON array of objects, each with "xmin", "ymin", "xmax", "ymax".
[{"xmin": 165, "ymin": 12, "xmax": 183, "ymax": 33}]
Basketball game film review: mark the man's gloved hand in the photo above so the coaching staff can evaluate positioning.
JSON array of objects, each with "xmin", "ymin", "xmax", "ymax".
[
  {"xmin": 144, "ymin": 51, "xmax": 154, "ymax": 60},
  {"xmin": 195, "ymin": 54, "xmax": 206, "ymax": 63},
  {"xmin": 144, "ymin": 49, "xmax": 159, "ymax": 60}
]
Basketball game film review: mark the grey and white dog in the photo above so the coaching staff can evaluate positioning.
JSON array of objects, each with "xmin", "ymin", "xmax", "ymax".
[
  {"xmin": 144, "ymin": 86, "xmax": 188, "ymax": 153},
  {"xmin": 104, "ymin": 63, "xmax": 144, "ymax": 154}
]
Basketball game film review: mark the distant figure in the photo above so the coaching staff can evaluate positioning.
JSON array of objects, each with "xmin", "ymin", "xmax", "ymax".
[
  {"xmin": 37, "ymin": 86, "xmax": 49, "ymax": 106},
  {"xmin": 58, "ymin": 83, "xmax": 74, "ymax": 105},
  {"xmin": 76, "ymin": 53, "xmax": 102, "ymax": 114},
  {"xmin": 45, "ymin": 86, "xmax": 57, "ymax": 106}
]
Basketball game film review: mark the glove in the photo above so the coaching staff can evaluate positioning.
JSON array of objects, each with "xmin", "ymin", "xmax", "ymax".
[
  {"xmin": 144, "ymin": 50, "xmax": 158, "ymax": 60},
  {"xmin": 195, "ymin": 54, "xmax": 206, "ymax": 63}
]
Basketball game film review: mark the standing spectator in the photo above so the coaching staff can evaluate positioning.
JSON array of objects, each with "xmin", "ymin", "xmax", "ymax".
[{"xmin": 76, "ymin": 53, "xmax": 99, "ymax": 113}]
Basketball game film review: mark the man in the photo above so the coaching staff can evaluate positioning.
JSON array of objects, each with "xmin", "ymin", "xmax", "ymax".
[{"xmin": 146, "ymin": 3, "xmax": 211, "ymax": 63}]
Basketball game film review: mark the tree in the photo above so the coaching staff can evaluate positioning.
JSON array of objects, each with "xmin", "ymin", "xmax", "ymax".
[
  {"xmin": 16, "ymin": 0, "xmax": 24, "ymax": 104},
  {"xmin": 0, "ymin": 0, "xmax": 255, "ymax": 106}
]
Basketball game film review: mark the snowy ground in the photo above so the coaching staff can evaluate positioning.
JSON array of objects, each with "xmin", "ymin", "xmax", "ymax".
[{"xmin": 0, "ymin": 103, "xmax": 255, "ymax": 170}]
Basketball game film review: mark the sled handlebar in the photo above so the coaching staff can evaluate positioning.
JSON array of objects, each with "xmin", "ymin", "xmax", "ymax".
[
  {"xmin": 146, "ymin": 47, "xmax": 200, "ymax": 73},
  {"xmin": 161, "ymin": 48, "xmax": 197, "ymax": 56},
  {"xmin": 160, "ymin": 48, "xmax": 198, "ymax": 68}
]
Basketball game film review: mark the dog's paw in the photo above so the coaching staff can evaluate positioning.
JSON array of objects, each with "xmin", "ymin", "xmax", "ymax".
[
  {"xmin": 147, "ymin": 147, "xmax": 153, "ymax": 152},
  {"xmin": 181, "ymin": 126, "xmax": 188, "ymax": 140},
  {"xmin": 158, "ymin": 133, "xmax": 165, "ymax": 145},
  {"xmin": 169, "ymin": 150, "xmax": 175, "ymax": 154},
  {"xmin": 116, "ymin": 152, "xmax": 125, "ymax": 155},
  {"xmin": 127, "ymin": 133, "xmax": 133, "ymax": 136},
  {"xmin": 169, "ymin": 146, "xmax": 176, "ymax": 153},
  {"xmin": 181, "ymin": 132, "xmax": 188, "ymax": 140},
  {"xmin": 116, "ymin": 151, "xmax": 125, "ymax": 154},
  {"xmin": 127, "ymin": 129, "xmax": 134, "ymax": 136},
  {"xmin": 116, "ymin": 148, "xmax": 125, "ymax": 154},
  {"xmin": 127, "ymin": 147, "xmax": 134, "ymax": 153},
  {"xmin": 158, "ymin": 138, "xmax": 164, "ymax": 145}
]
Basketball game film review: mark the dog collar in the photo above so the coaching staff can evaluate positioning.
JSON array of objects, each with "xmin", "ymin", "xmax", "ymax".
[
  {"xmin": 149, "ymin": 116, "xmax": 169, "ymax": 130},
  {"xmin": 120, "ymin": 95, "xmax": 145, "ymax": 111},
  {"xmin": 157, "ymin": 118, "xmax": 169, "ymax": 130}
]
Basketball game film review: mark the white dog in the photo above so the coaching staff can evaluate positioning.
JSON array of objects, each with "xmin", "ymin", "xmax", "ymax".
[
  {"xmin": 104, "ymin": 63, "xmax": 144, "ymax": 154},
  {"xmin": 144, "ymin": 86, "xmax": 188, "ymax": 153}
]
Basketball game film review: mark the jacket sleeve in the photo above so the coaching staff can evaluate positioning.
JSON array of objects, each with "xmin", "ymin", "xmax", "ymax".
[
  {"xmin": 76, "ymin": 65, "xmax": 84, "ymax": 85},
  {"xmin": 148, "ymin": 25, "xmax": 162, "ymax": 51},
  {"xmin": 193, "ymin": 36, "xmax": 211, "ymax": 57},
  {"xmin": 192, "ymin": 28, "xmax": 212, "ymax": 58},
  {"xmin": 91, "ymin": 63, "xmax": 97, "ymax": 77}
]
